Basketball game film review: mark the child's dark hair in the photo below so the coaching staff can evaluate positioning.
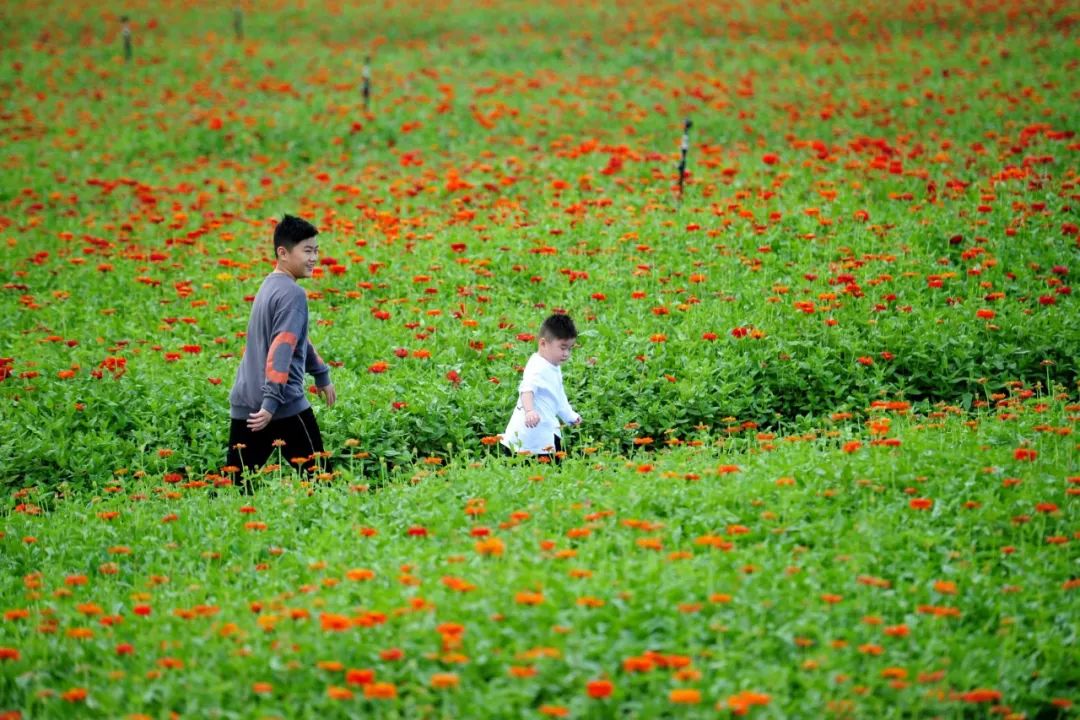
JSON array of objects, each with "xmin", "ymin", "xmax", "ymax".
[
  {"xmin": 539, "ymin": 313, "xmax": 577, "ymax": 340},
  {"xmin": 273, "ymin": 214, "xmax": 319, "ymax": 251}
]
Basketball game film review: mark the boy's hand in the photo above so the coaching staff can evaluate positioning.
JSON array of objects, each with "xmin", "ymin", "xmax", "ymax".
[
  {"xmin": 571, "ymin": 414, "xmax": 582, "ymax": 425},
  {"xmin": 317, "ymin": 383, "xmax": 337, "ymax": 406},
  {"xmin": 524, "ymin": 410, "xmax": 541, "ymax": 428},
  {"xmin": 247, "ymin": 409, "xmax": 272, "ymax": 431}
]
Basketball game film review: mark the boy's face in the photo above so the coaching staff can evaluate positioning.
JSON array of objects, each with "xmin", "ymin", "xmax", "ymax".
[
  {"xmin": 539, "ymin": 336, "xmax": 575, "ymax": 366},
  {"xmin": 276, "ymin": 238, "xmax": 319, "ymax": 279}
]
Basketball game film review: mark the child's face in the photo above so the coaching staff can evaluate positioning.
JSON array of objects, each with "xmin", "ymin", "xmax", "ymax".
[
  {"xmin": 276, "ymin": 238, "xmax": 319, "ymax": 279},
  {"xmin": 539, "ymin": 336, "xmax": 575, "ymax": 366}
]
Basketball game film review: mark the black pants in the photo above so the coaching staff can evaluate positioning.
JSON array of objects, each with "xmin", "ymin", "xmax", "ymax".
[
  {"xmin": 225, "ymin": 407, "xmax": 327, "ymax": 481},
  {"xmin": 500, "ymin": 435, "xmax": 562, "ymax": 460}
]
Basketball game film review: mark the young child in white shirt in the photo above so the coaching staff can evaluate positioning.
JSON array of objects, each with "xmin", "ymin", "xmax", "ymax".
[{"xmin": 500, "ymin": 313, "xmax": 582, "ymax": 458}]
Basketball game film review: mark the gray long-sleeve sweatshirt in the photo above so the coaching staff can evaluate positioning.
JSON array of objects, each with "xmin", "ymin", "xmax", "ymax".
[{"xmin": 228, "ymin": 272, "xmax": 331, "ymax": 420}]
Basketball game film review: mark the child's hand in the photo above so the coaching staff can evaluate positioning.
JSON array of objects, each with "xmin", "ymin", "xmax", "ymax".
[
  {"xmin": 317, "ymin": 383, "xmax": 337, "ymax": 407},
  {"xmin": 524, "ymin": 410, "xmax": 541, "ymax": 428},
  {"xmin": 247, "ymin": 409, "xmax": 272, "ymax": 432},
  {"xmin": 571, "ymin": 414, "xmax": 582, "ymax": 425}
]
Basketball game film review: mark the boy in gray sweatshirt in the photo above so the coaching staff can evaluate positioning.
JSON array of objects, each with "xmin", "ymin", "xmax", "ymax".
[{"xmin": 225, "ymin": 214, "xmax": 336, "ymax": 485}]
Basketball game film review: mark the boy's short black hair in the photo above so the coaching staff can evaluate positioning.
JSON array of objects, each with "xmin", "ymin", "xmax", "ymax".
[
  {"xmin": 274, "ymin": 214, "xmax": 319, "ymax": 251},
  {"xmin": 539, "ymin": 313, "xmax": 577, "ymax": 340}
]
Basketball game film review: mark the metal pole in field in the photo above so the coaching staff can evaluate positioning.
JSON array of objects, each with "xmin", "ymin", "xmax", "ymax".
[
  {"xmin": 677, "ymin": 118, "xmax": 692, "ymax": 201},
  {"xmin": 121, "ymin": 15, "xmax": 132, "ymax": 62},
  {"xmin": 234, "ymin": 8, "xmax": 243, "ymax": 40},
  {"xmin": 362, "ymin": 56, "xmax": 372, "ymax": 112}
]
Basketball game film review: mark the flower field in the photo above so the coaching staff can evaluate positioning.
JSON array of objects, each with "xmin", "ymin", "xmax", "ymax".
[{"xmin": 1, "ymin": 0, "xmax": 1078, "ymax": 717}]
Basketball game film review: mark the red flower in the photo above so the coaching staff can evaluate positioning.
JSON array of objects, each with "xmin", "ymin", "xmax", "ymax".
[
  {"xmin": 960, "ymin": 689, "xmax": 1002, "ymax": 703},
  {"xmin": 345, "ymin": 668, "xmax": 375, "ymax": 686},
  {"xmin": 586, "ymin": 679, "xmax": 614, "ymax": 699},
  {"xmin": 1013, "ymin": 448, "xmax": 1037, "ymax": 462}
]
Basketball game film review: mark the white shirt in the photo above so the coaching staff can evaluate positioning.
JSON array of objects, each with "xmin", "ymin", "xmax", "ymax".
[{"xmin": 501, "ymin": 352, "xmax": 579, "ymax": 453}]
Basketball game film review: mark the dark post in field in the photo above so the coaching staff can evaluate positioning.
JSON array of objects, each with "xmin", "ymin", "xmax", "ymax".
[
  {"xmin": 677, "ymin": 117, "xmax": 692, "ymax": 201},
  {"xmin": 362, "ymin": 56, "xmax": 372, "ymax": 112},
  {"xmin": 233, "ymin": 8, "xmax": 244, "ymax": 41},
  {"xmin": 121, "ymin": 15, "xmax": 132, "ymax": 62}
]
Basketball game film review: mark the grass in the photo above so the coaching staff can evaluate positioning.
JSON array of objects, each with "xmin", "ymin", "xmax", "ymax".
[{"xmin": 2, "ymin": 399, "xmax": 1078, "ymax": 717}]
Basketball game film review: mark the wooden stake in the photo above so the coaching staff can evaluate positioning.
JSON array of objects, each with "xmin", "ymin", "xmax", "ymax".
[
  {"xmin": 121, "ymin": 16, "xmax": 132, "ymax": 62},
  {"xmin": 362, "ymin": 56, "xmax": 372, "ymax": 112},
  {"xmin": 677, "ymin": 118, "xmax": 692, "ymax": 200}
]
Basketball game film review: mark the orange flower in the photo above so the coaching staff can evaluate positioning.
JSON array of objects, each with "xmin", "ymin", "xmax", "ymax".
[
  {"xmin": 670, "ymin": 688, "xmax": 701, "ymax": 704},
  {"xmin": 61, "ymin": 687, "xmax": 88, "ymax": 702},
  {"xmin": 319, "ymin": 613, "xmax": 352, "ymax": 632},
  {"xmin": 909, "ymin": 498, "xmax": 933, "ymax": 510},
  {"xmin": 475, "ymin": 537, "xmax": 505, "ymax": 556},
  {"xmin": 727, "ymin": 691, "xmax": 772, "ymax": 715},
  {"xmin": 345, "ymin": 568, "xmax": 375, "ymax": 581},
  {"xmin": 363, "ymin": 682, "xmax": 397, "ymax": 699},
  {"xmin": 430, "ymin": 673, "xmax": 459, "ymax": 689},
  {"xmin": 514, "ymin": 591, "xmax": 544, "ymax": 605},
  {"xmin": 636, "ymin": 537, "xmax": 663, "ymax": 551},
  {"xmin": 326, "ymin": 685, "xmax": 354, "ymax": 700},
  {"xmin": 623, "ymin": 655, "xmax": 655, "ymax": 673},
  {"xmin": 538, "ymin": 706, "xmax": 569, "ymax": 717}
]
